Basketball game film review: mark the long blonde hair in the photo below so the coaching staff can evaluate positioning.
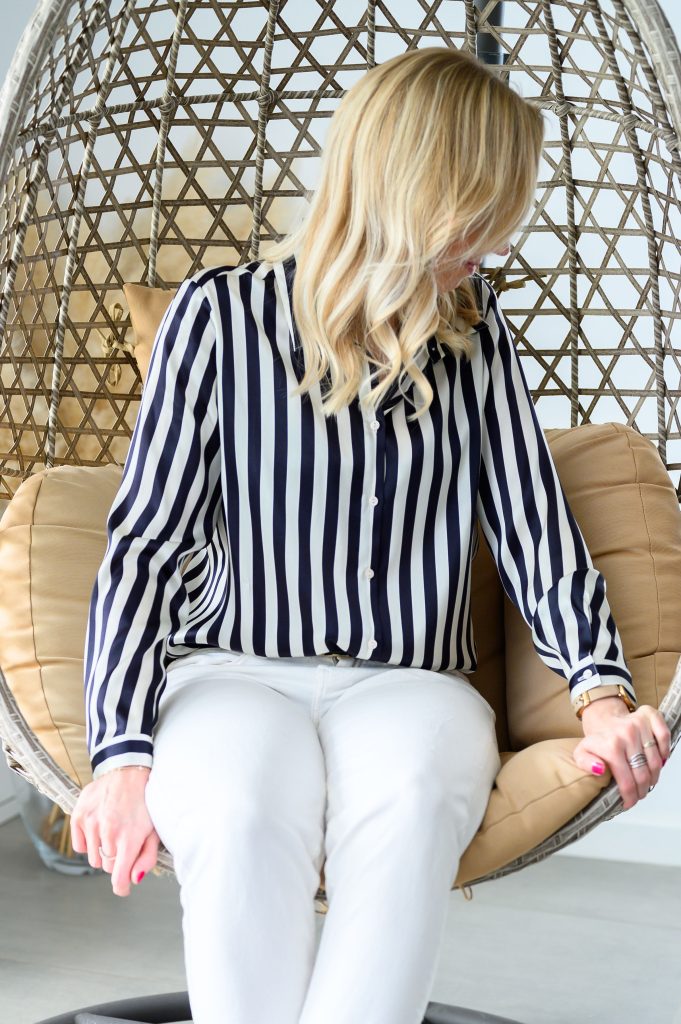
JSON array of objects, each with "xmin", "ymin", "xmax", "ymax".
[{"xmin": 264, "ymin": 45, "xmax": 545, "ymax": 421}]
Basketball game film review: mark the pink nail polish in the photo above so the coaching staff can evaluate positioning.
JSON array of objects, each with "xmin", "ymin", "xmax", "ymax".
[
  {"xmin": 591, "ymin": 762, "xmax": 604, "ymax": 775},
  {"xmin": 136, "ymin": 871, "xmax": 145, "ymax": 884}
]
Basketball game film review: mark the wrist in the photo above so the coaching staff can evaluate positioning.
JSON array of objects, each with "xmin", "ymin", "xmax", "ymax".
[
  {"xmin": 580, "ymin": 695, "xmax": 632, "ymax": 720},
  {"xmin": 100, "ymin": 765, "xmax": 151, "ymax": 780}
]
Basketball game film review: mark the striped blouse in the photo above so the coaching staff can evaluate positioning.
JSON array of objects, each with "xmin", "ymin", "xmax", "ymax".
[{"xmin": 84, "ymin": 255, "xmax": 637, "ymax": 779}]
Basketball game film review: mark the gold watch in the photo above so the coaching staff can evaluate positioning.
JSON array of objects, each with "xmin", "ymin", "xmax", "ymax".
[{"xmin": 573, "ymin": 682, "xmax": 637, "ymax": 720}]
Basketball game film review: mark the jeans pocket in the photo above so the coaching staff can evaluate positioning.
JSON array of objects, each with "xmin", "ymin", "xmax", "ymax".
[{"xmin": 168, "ymin": 647, "xmax": 250, "ymax": 672}]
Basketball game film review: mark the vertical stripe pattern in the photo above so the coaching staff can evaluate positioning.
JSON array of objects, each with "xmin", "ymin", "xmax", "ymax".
[{"xmin": 84, "ymin": 256, "xmax": 636, "ymax": 778}]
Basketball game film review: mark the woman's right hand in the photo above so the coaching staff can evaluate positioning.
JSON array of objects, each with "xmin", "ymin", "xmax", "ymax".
[{"xmin": 70, "ymin": 766, "xmax": 160, "ymax": 897}]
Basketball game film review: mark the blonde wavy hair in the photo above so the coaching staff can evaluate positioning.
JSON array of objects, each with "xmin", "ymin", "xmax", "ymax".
[{"xmin": 264, "ymin": 45, "xmax": 545, "ymax": 421}]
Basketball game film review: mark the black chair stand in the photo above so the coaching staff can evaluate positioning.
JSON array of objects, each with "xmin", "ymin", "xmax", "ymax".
[{"xmin": 34, "ymin": 990, "xmax": 524, "ymax": 1024}]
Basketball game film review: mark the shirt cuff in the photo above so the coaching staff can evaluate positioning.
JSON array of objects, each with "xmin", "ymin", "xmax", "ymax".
[
  {"xmin": 90, "ymin": 738, "xmax": 154, "ymax": 780},
  {"xmin": 567, "ymin": 657, "xmax": 637, "ymax": 707}
]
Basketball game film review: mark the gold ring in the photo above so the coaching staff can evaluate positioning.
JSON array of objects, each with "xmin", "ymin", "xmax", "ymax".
[{"xmin": 642, "ymin": 739, "xmax": 658, "ymax": 749}]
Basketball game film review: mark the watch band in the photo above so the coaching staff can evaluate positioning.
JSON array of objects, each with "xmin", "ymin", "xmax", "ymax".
[{"xmin": 573, "ymin": 682, "xmax": 637, "ymax": 720}]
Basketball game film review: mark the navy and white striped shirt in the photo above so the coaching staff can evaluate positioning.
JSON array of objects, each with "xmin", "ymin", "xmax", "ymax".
[{"xmin": 84, "ymin": 255, "xmax": 636, "ymax": 778}]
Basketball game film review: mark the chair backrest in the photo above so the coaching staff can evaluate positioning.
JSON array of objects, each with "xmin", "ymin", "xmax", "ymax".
[{"xmin": 0, "ymin": 0, "xmax": 679, "ymax": 514}]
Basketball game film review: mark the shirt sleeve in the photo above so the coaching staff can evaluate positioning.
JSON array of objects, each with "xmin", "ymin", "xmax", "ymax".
[
  {"xmin": 83, "ymin": 275, "xmax": 223, "ymax": 780},
  {"xmin": 475, "ymin": 277, "xmax": 637, "ymax": 709}
]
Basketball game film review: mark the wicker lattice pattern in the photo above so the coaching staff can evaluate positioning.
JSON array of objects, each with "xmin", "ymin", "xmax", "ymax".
[
  {"xmin": 0, "ymin": 0, "xmax": 679, "ymax": 503},
  {"xmin": 1, "ymin": 0, "xmax": 681, "ymax": 895}
]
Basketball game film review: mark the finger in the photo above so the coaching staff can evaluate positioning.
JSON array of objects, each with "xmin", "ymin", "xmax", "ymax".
[
  {"xmin": 638, "ymin": 731, "xmax": 663, "ymax": 786},
  {"xmin": 651, "ymin": 710, "xmax": 672, "ymax": 762},
  {"xmin": 98, "ymin": 829, "xmax": 118, "ymax": 875},
  {"xmin": 131, "ymin": 830, "xmax": 160, "ymax": 886},
  {"xmin": 590, "ymin": 736, "xmax": 638, "ymax": 811},
  {"xmin": 70, "ymin": 812, "xmax": 87, "ymax": 855},
  {"xmin": 572, "ymin": 738, "xmax": 608, "ymax": 777},
  {"xmin": 111, "ymin": 841, "xmax": 140, "ymax": 898},
  {"xmin": 83, "ymin": 818, "xmax": 104, "ymax": 870},
  {"xmin": 624, "ymin": 731, "xmax": 652, "ymax": 804}
]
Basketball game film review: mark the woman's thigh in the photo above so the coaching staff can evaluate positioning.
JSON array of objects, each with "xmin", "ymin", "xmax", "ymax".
[
  {"xmin": 318, "ymin": 667, "xmax": 501, "ymax": 853},
  {"xmin": 144, "ymin": 656, "xmax": 328, "ymax": 862}
]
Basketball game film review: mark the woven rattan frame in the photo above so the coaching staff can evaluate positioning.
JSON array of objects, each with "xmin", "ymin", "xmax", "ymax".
[{"xmin": 1, "ymin": 0, "xmax": 681, "ymax": 902}]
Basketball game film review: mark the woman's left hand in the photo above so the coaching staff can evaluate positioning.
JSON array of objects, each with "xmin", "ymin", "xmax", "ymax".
[{"xmin": 571, "ymin": 698, "xmax": 672, "ymax": 811}]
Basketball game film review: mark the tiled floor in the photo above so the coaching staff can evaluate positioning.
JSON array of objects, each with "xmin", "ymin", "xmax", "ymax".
[{"xmin": 1, "ymin": 812, "xmax": 680, "ymax": 1024}]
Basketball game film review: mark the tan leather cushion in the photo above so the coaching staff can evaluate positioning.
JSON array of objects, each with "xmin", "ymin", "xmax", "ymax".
[
  {"xmin": 1, "ymin": 282, "xmax": 677, "ymax": 882},
  {"xmin": 0, "ymin": 451, "xmax": 651, "ymax": 885},
  {"xmin": 454, "ymin": 740, "xmax": 611, "ymax": 884},
  {"xmin": 0, "ymin": 464, "xmax": 125, "ymax": 788},
  {"xmin": 123, "ymin": 282, "xmax": 177, "ymax": 381},
  {"xmin": 469, "ymin": 520, "xmax": 510, "ymax": 753},
  {"xmin": 505, "ymin": 422, "xmax": 681, "ymax": 750}
]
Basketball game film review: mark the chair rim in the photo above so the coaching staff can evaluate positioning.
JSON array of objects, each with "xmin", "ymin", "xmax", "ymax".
[
  {"xmin": 620, "ymin": 0, "xmax": 681, "ymax": 147},
  {"xmin": 3, "ymin": 653, "xmax": 680, "ymax": 892}
]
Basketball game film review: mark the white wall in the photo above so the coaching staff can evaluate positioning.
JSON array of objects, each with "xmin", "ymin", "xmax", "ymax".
[{"xmin": 0, "ymin": 1, "xmax": 679, "ymax": 863}]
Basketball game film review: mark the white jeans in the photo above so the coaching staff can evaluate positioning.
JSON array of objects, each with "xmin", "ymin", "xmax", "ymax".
[{"xmin": 144, "ymin": 649, "xmax": 501, "ymax": 1024}]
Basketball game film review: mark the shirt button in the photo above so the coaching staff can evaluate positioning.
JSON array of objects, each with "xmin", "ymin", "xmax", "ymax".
[
  {"xmin": 582, "ymin": 668, "xmax": 593, "ymax": 678},
  {"xmin": 370, "ymin": 420, "xmax": 380, "ymax": 431},
  {"xmin": 364, "ymin": 568, "xmax": 374, "ymax": 579},
  {"xmin": 369, "ymin": 496, "xmax": 378, "ymax": 506},
  {"xmin": 368, "ymin": 639, "xmax": 377, "ymax": 649}
]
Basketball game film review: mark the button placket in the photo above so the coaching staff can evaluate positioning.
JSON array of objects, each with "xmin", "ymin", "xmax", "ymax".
[{"xmin": 364, "ymin": 410, "xmax": 385, "ymax": 658}]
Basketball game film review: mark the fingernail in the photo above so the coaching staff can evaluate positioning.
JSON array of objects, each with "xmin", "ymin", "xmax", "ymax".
[
  {"xmin": 662, "ymin": 758, "xmax": 667, "ymax": 766},
  {"xmin": 591, "ymin": 762, "xmax": 605, "ymax": 775},
  {"xmin": 135, "ymin": 871, "xmax": 145, "ymax": 884}
]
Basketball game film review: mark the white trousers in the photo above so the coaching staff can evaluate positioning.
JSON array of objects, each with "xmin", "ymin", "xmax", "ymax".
[{"xmin": 144, "ymin": 649, "xmax": 501, "ymax": 1024}]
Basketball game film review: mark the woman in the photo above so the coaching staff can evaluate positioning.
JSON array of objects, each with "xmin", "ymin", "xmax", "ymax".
[{"xmin": 72, "ymin": 45, "xmax": 670, "ymax": 1024}]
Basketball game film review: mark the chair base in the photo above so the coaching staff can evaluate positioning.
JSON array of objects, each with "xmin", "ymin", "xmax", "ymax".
[{"xmin": 34, "ymin": 990, "xmax": 525, "ymax": 1024}]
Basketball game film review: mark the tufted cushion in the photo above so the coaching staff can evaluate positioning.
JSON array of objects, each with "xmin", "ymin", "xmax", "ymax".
[{"xmin": 504, "ymin": 422, "xmax": 681, "ymax": 752}]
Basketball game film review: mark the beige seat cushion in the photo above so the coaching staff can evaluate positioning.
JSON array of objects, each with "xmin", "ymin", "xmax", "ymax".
[
  {"xmin": 2, "ymin": 418, "xmax": 679, "ymax": 885},
  {"xmin": 0, "ymin": 460, "xmax": 613, "ymax": 886}
]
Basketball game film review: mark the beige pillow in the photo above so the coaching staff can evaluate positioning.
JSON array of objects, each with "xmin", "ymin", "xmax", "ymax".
[
  {"xmin": 505, "ymin": 422, "xmax": 681, "ymax": 751},
  {"xmin": 122, "ymin": 282, "xmax": 178, "ymax": 382},
  {"xmin": 0, "ymin": 464, "xmax": 125, "ymax": 788}
]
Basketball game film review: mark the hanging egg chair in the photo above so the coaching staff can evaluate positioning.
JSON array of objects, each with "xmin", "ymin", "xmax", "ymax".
[{"xmin": 1, "ymin": 1, "xmax": 681, "ymax": 1022}]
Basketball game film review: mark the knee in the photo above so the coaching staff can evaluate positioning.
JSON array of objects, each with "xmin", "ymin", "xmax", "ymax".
[
  {"xmin": 392, "ymin": 737, "xmax": 498, "ymax": 832},
  {"xmin": 149, "ymin": 774, "xmax": 325, "ymax": 868},
  {"xmin": 354, "ymin": 762, "xmax": 452, "ymax": 833}
]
